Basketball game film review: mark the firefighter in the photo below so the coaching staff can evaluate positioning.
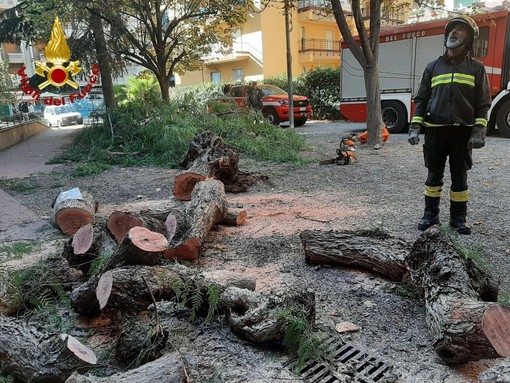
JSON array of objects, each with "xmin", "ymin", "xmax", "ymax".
[{"xmin": 408, "ymin": 15, "xmax": 491, "ymax": 235}]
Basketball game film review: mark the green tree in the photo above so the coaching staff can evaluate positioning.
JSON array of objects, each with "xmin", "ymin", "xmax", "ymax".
[
  {"xmin": 0, "ymin": 62, "xmax": 15, "ymax": 110},
  {"xmin": 92, "ymin": 0, "xmax": 250, "ymax": 101}
]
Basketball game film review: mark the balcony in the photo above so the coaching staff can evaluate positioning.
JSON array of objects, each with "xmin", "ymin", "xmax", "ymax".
[
  {"xmin": 203, "ymin": 41, "xmax": 263, "ymax": 67},
  {"xmin": 298, "ymin": 0, "xmax": 350, "ymax": 22},
  {"xmin": 298, "ymin": 38, "xmax": 340, "ymax": 64},
  {"xmin": 7, "ymin": 52, "xmax": 24, "ymax": 63}
]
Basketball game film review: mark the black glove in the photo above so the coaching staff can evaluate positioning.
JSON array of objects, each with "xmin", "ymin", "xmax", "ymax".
[
  {"xmin": 408, "ymin": 123, "xmax": 421, "ymax": 145},
  {"xmin": 468, "ymin": 124, "xmax": 486, "ymax": 149}
]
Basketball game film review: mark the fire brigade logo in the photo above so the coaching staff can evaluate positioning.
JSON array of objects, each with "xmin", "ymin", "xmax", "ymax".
[{"xmin": 34, "ymin": 17, "xmax": 81, "ymax": 89}]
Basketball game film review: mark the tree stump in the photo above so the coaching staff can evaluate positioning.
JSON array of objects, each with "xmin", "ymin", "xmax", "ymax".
[
  {"xmin": 406, "ymin": 227, "xmax": 505, "ymax": 364},
  {"xmin": 166, "ymin": 179, "xmax": 228, "ymax": 261},
  {"xmin": 52, "ymin": 188, "xmax": 98, "ymax": 236},
  {"xmin": 300, "ymin": 229, "xmax": 410, "ymax": 281},
  {"xmin": 173, "ymin": 131, "xmax": 239, "ymax": 201},
  {"xmin": 0, "ymin": 316, "xmax": 96, "ymax": 383},
  {"xmin": 220, "ymin": 285, "xmax": 316, "ymax": 344}
]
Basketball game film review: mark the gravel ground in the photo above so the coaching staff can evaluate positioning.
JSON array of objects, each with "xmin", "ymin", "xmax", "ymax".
[{"xmin": 0, "ymin": 121, "xmax": 509, "ymax": 382}]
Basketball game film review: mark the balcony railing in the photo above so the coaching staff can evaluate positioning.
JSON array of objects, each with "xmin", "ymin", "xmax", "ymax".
[
  {"xmin": 299, "ymin": 38, "xmax": 340, "ymax": 54},
  {"xmin": 7, "ymin": 52, "xmax": 24, "ymax": 63}
]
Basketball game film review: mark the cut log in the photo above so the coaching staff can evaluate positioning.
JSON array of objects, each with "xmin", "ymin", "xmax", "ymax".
[
  {"xmin": 115, "ymin": 314, "xmax": 168, "ymax": 368},
  {"xmin": 0, "ymin": 316, "xmax": 96, "ymax": 383},
  {"xmin": 106, "ymin": 211, "xmax": 167, "ymax": 244},
  {"xmin": 103, "ymin": 226, "xmax": 168, "ymax": 271},
  {"xmin": 166, "ymin": 179, "xmax": 228, "ymax": 261},
  {"xmin": 0, "ymin": 255, "xmax": 78, "ymax": 315},
  {"xmin": 62, "ymin": 224, "xmax": 117, "ymax": 274},
  {"xmin": 220, "ymin": 285, "xmax": 316, "ymax": 344},
  {"xmin": 173, "ymin": 131, "xmax": 239, "ymax": 201},
  {"xmin": 406, "ymin": 226, "xmax": 504, "ymax": 364},
  {"xmin": 65, "ymin": 352, "xmax": 185, "ymax": 383},
  {"xmin": 300, "ymin": 229, "xmax": 411, "ymax": 281},
  {"xmin": 70, "ymin": 264, "xmax": 256, "ymax": 317},
  {"xmin": 52, "ymin": 188, "xmax": 98, "ymax": 236},
  {"xmin": 220, "ymin": 208, "xmax": 248, "ymax": 226}
]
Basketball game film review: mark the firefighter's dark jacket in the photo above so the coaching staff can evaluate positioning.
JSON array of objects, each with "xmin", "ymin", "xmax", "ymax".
[{"xmin": 412, "ymin": 53, "xmax": 491, "ymax": 128}]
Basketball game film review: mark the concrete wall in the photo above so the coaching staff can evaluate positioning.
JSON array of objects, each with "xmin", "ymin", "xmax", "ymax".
[{"xmin": 0, "ymin": 121, "xmax": 47, "ymax": 151}]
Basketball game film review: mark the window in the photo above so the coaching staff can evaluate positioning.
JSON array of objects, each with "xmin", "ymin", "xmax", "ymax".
[
  {"xmin": 211, "ymin": 72, "xmax": 221, "ymax": 84},
  {"xmin": 232, "ymin": 69, "xmax": 244, "ymax": 83},
  {"xmin": 473, "ymin": 26, "xmax": 489, "ymax": 59}
]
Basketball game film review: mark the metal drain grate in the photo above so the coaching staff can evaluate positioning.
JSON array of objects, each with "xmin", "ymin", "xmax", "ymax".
[{"xmin": 298, "ymin": 337, "xmax": 397, "ymax": 383}]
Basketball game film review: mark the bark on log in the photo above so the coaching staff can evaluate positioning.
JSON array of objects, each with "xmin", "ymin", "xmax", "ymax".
[
  {"xmin": 62, "ymin": 224, "xmax": 117, "ymax": 274},
  {"xmin": 0, "ymin": 315, "xmax": 96, "ymax": 383},
  {"xmin": 64, "ymin": 352, "xmax": 185, "ymax": 383},
  {"xmin": 166, "ymin": 179, "xmax": 228, "ymax": 261},
  {"xmin": 106, "ymin": 211, "xmax": 168, "ymax": 244},
  {"xmin": 173, "ymin": 131, "xmax": 239, "ymax": 201},
  {"xmin": 52, "ymin": 188, "xmax": 98, "ymax": 236},
  {"xmin": 479, "ymin": 358, "xmax": 510, "ymax": 383},
  {"xmin": 0, "ymin": 255, "xmax": 78, "ymax": 315},
  {"xmin": 220, "ymin": 285, "xmax": 316, "ymax": 344},
  {"xmin": 102, "ymin": 226, "xmax": 168, "ymax": 272},
  {"xmin": 70, "ymin": 264, "xmax": 256, "ymax": 317},
  {"xmin": 115, "ymin": 314, "xmax": 168, "ymax": 368},
  {"xmin": 220, "ymin": 208, "xmax": 248, "ymax": 226},
  {"xmin": 300, "ymin": 229, "xmax": 411, "ymax": 281},
  {"xmin": 406, "ymin": 226, "xmax": 504, "ymax": 364}
]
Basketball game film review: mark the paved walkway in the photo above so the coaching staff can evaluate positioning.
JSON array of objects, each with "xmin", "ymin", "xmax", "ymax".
[{"xmin": 0, "ymin": 125, "xmax": 82, "ymax": 242}]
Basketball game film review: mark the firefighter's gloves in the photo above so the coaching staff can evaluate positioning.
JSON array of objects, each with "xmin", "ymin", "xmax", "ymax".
[
  {"xmin": 468, "ymin": 124, "xmax": 486, "ymax": 149},
  {"xmin": 408, "ymin": 124, "xmax": 421, "ymax": 145}
]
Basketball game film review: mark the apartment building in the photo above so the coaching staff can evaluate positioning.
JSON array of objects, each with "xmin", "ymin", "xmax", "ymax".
[{"xmin": 178, "ymin": 0, "xmax": 408, "ymax": 86}]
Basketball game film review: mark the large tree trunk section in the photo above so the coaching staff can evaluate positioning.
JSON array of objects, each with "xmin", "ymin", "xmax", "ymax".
[
  {"xmin": 62, "ymin": 224, "xmax": 117, "ymax": 274},
  {"xmin": 406, "ymin": 227, "xmax": 505, "ymax": 364},
  {"xmin": 52, "ymin": 189, "xmax": 98, "ymax": 236},
  {"xmin": 0, "ymin": 316, "xmax": 96, "ymax": 383},
  {"xmin": 173, "ymin": 131, "xmax": 239, "ymax": 201},
  {"xmin": 220, "ymin": 286, "xmax": 316, "ymax": 344},
  {"xmin": 300, "ymin": 229, "xmax": 410, "ymax": 281},
  {"xmin": 70, "ymin": 264, "xmax": 256, "ymax": 317},
  {"xmin": 166, "ymin": 179, "xmax": 228, "ymax": 261},
  {"xmin": 65, "ymin": 352, "xmax": 185, "ymax": 383},
  {"xmin": 106, "ymin": 211, "xmax": 168, "ymax": 244},
  {"xmin": 103, "ymin": 226, "xmax": 168, "ymax": 271}
]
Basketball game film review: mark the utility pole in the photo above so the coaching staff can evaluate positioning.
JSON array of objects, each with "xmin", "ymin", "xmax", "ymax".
[{"xmin": 284, "ymin": 0, "xmax": 294, "ymax": 128}]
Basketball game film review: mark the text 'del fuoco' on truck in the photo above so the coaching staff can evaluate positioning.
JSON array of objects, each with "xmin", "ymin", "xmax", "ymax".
[{"xmin": 339, "ymin": 9, "xmax": 510, "ymax": 137}]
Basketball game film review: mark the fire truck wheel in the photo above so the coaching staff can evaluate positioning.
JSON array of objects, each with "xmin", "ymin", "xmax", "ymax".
[
  {"xmin": 382, "ymin": 101, "xmax": 407, "ymax": 134},
  {"xmin": 263, "ymin": 109, "xmax": 280, "ymax": 126},
  {"xmin": 496, "ymin": 99, "xmax": 510, "ymax": 138}
]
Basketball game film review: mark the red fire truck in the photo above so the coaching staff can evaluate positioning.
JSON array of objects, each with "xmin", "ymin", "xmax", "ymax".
[{"xmin": 339, "ymin": 9, "xmax": 510, "ymax": 137}]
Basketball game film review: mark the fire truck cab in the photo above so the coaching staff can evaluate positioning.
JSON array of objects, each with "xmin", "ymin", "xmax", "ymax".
[{"xmin": 340, "ymin": 10, "xmax": 510, "ymax": 137}]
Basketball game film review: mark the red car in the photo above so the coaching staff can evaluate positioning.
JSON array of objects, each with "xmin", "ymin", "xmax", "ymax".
[{"xmin": 222, "ymin": 84, "xmax": 312, "ymax": 126}]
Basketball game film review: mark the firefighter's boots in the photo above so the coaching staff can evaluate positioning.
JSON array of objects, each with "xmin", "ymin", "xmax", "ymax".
[
  {"xmin": 418, "ymin": 196, "xmax": 440, "ymax": 231},
  {"xmin": 450, "ymin": 201, "xmax": 471, "ymax": 235}
]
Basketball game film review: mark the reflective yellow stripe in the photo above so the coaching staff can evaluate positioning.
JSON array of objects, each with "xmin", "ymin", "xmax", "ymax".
[
  {"xmin": 450, "ymin": 190, "xmax": 469, "ymax": 202},
  {"xmin": 424, "ymin": 185, "xmax": 443, "ymax": 198},
  {"xmin": 475, "ymin": 118, "xmax": 487, "ymax": 127},
  {"xmin": 411, "ymin": 116, "xmax": 423, "ymax": 124},
  {"xmin": 423, "ymin": 122, "xmax": 446, "ymax": 127},
  {"xmin": 431, "ymin": 73, "xmax": 475, "ymax": 88}
]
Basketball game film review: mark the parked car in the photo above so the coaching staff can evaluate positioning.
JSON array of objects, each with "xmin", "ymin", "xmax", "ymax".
[
  {"xmin": 219, "ymin": 84, "xmax": 312, "ymax": 126},
  {"xmin": 43, "ymin": 105, "xmax": 83, "ymax": 127}
]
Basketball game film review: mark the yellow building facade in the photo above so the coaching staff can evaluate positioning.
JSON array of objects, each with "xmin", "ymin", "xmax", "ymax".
[{"xmin": 179, "ymin": 1, "xmax": 348, "ymax": 86}]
